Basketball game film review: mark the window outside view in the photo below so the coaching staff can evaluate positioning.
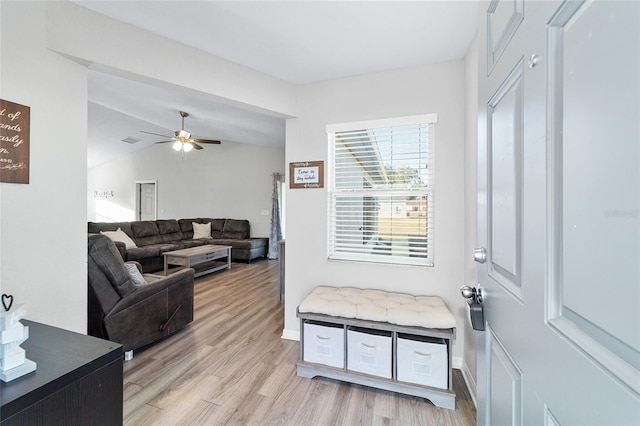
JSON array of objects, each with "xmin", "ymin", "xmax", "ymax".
[{"xmin": 328, "ymin": 116, "xmax": 435, "ymax": 266}]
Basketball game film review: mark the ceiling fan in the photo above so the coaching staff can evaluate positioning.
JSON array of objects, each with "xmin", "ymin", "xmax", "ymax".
[{"xmin": 141, "ymin": 111, "xmax": 221, "ymax": 152}]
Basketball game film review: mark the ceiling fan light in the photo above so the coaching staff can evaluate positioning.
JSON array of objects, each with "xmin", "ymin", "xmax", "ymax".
[
  {"xmin": 183, "ymin": 142, "xmax": 194, "ymax": 152},
  {"xmin": 177, "ymin": 129, "xmax": 190, "ymax": 139},
  {"xmin": 172, "ymin": 141, "xmax": 183, "ymax": 151}
]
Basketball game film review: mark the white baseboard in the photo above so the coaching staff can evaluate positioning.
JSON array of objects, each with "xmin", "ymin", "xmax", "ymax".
[
  {"xmin": 281, "ymin": 328, "xmax": 300, "ymax": 341},
  {"xmin": 461, "ymin": 360, "xmax": 477, "ymax": 408},
  {"xmin": 452, "ymin": 356, "xmax": 462, "ymax": 370}
]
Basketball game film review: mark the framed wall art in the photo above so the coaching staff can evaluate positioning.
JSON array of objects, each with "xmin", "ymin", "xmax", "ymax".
[
  {"xmin": 0, "ymin": 99, "xmax": 30, "ymax": 184},
  {"xmin": 289, "ymin": 160, "xmax": 324, "ymax": 189}
]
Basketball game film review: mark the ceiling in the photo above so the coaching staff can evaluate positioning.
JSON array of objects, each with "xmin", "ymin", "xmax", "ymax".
[{"xmin": 74, "ymin": 1, "xmax": 479, "ymax": 168}]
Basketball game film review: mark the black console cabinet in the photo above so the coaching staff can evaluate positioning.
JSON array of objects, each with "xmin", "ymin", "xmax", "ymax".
[{"xmin": 1, "ymin": 320, "xmax": 123, "ymax": 425}]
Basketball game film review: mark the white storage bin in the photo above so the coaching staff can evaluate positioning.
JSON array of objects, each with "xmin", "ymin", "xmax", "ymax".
[
  {"xmin": 347, "ymin": 327, "xmax": 392, "ymax": 378},
  {"xmin": 397, "ymin": 334, "xmax": 448, "ymax": 389},
  {"xmin": 303, "ymin": 321, "xmax": 345, "ymax": 368}
]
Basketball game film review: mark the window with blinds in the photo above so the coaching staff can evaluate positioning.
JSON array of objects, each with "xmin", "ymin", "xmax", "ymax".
[{"xmin": 327, "ymin": 114, "xmax": 436, "ymax": 266}]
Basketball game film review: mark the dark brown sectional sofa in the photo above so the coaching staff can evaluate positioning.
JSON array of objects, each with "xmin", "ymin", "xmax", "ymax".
[{"xmin": 88, "ymin": 218, "xmax": 269, "ymax": 273}]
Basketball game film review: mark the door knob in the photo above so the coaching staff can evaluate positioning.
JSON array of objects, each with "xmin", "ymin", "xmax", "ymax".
[
  {"xmin": 460, "ymin": 285, "xmax": 475, "ymax": 299},
  {"xmin": 473, "ymin": 247, "xmax": 487, "ymax": 264},
  {"xmin": 460, "ymin": 285, "xmax": 485, "ymax": 331},
  {"xmin": 460, "ymin": 285, "xmax": 484, "ymax": 304}
]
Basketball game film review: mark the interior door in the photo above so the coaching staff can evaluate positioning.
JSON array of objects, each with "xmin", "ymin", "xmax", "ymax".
[
  {"xmin": 476, "ymin": 1, "xmax": 639, "ymax": 424},
  {"xmin": 136, "ymin": 181, "xmax": 157, "ymax": 221}
]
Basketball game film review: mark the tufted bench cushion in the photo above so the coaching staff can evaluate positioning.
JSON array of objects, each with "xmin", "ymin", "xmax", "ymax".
[{"xmin": 298, "ymin": 286, "xmax": 456, "ymax": 329}]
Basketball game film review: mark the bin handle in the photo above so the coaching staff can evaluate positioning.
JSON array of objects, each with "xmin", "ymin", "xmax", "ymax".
[
  {"xmin": 413, "ymin": 351, "xmax": 432, "ymax": 360},
  {"xmin": 361, "ymin": 343, "xmax": 377, "ymax": 354}
]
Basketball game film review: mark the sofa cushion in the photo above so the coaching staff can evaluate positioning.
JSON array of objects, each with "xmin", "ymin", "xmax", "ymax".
[
  {"xmin": 298, "ymin": 286, "xmax": 457, "ymax": 329},
  {"xmin": 222, "ymin": 219, "xmax": 250, "ymax": 239},
  {"xmin": 156, "ymin": 219, "xmax": 184, "ymax": 243},
  {"xmin": 193, "ymin": 222, "xmax": 211, "ymax": 239},
  {"xmin": 124, "ymin": 263, "xmax": 147, "ymax": 287},
  {"xmin": 221, "ymin": 231, "xmax": 245, "ymax": 239},
  {"xmin": 172, "ymin": 240, "xmax": 206, "ymax": 250},
  {"xmin": 209, "ymin": 238, "xmax": 267, "ymax": 250},
  {"xmin": 200, "ymin": 218, "xmax": 226, "ymax": 238},
  {"xmin": 88, "ymin": 235, "xmax": 137, "ymax": 298},
  {"xmin": 137, "ymin": 243, "xmax": 184, "ymax": 255},
  {"xmin": 131, "ymin": 221, "xmax": 163, "ymax": 246},
  {"xmin": 178, "ymin": 218, "xmax": 199, "ymax": 239},
  {"xmin": 100, "ymin": 227, "xmax": 137, "ymax": 249},
  {"xmin": 126, "ymin": 246, "xmax": 161, "ymax": 261},
  {"xmin": 89, "ymin": 221, "xmax": 133, "ymax": 238},
  {"xmin": 131, "ymin": 221, "xmax": 160, "ymax": 237}
]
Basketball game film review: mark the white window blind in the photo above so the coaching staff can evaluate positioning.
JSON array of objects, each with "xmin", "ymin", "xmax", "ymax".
[{"xmin": 327, "ymin": 114, "xmax": 436, "ymax": 266}]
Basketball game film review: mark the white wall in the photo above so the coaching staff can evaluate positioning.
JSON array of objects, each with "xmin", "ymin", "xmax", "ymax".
[
  {"xmin": 47, "ymin": 1, "xmax": 297, "ymax": 119},
  {"xmin": 462, "ymin": 33, "xmax": 480, "ymax": 402},
  {"xmin": 0, "ymin": 2, "xmax": 88, "ymax": 333},
  {"xmin": 0, "ymin": 1, "xmax": 288, "ymax": 334},
  {"xmin": 88, "ymin": 141, "xmax": 284, "ymax": 237},
  {"xmin": 284, "ymin": 62, "xmax": 468, "ymax": 365},
  {"xmin": 0, "ymin": 1, "xmax": 477, "ymax": 363},
  {"xmin": 46, "ymin": 0, "xmax": 293, "ymax": 239}
]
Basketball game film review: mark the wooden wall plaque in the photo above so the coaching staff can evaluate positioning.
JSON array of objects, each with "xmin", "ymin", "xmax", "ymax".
[
  {"xmin": 0, "ymin": 99, "xmax": 30, "ymax": 184},
  {"xmin": 289, "ymin": 161, "xmax": 324, "ymax": 189}
]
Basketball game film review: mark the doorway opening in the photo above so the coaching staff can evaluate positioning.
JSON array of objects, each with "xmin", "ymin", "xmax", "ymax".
[{"xmin": 135, "ymin": 180, "xmax": 157, "ymax": 221}]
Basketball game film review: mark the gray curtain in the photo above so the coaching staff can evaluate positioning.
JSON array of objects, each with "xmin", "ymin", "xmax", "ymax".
[{"xmin": 268, "ymin": 173, "xmax": 283, "ymax": 259}]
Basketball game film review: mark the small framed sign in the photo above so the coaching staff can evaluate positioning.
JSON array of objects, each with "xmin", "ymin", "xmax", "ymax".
[
  {"xmin": 0, "ymin": 99, "xmax": 30, "ymax": 184},
  {"xmin": 289, "ymin": 160, "xmax": 324, "ymax": 189}
]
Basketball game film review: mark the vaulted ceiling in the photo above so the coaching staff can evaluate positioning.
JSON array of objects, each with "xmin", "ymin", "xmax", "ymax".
[{"xmin": 73, "ymin": 1, "xmax": 478, "ymax": 168}]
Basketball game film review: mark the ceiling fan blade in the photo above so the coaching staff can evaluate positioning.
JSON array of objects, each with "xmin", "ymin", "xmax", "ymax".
[
  {"xmin": 154, "ymin": 140, "xmax": 174, "ymax": 144},
  {"xmin": 192, "ymin": 138, "xmax": 221, "ymax": 144},
  {"xmin": 191, "ymin": 142, "xmax": 204, "ymax": 150},
  {"xmin": 141, "ymin": 130, "xmax": 172, "ymax": 138}
]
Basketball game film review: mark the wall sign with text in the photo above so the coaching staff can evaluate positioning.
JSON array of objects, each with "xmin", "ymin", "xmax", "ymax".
[
  {"xmin": 0, "ymin": 99, "xmax": 30, "ymax": 184},
  {"xmin": 289, "ymin": 161, "xmax": 324, "ymax": 189}
]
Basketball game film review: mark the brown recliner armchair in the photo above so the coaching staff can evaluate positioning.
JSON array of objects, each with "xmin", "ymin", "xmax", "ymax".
[{"xmin": 88, "ymin": 234, "xmax": 194, "ymax": 356}]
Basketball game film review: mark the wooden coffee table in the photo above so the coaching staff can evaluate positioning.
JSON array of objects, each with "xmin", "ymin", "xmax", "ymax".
[{"xmin": 163, "ymin": 245, "xmax": 232, "ymax": 278}]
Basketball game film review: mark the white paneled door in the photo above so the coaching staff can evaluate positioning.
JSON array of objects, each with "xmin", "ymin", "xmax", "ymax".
[
  {"xmin": 476, "ymin": 1, "xmax": 639, "ymax": 424},
  {"xmin": 136, "ymin": 181, "xmax": 157, "ymax": 221}
]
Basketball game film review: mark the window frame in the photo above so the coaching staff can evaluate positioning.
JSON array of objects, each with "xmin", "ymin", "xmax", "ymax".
[{"xmin": 326, "ymin": 113, "xmax": 437, "ymax": 267}]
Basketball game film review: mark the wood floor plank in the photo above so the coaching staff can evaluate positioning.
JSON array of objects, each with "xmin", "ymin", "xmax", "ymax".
[
  {"xmin": 149, "ymin": 373, "xmax": 220, "ymax": 411},
  {"xmin": 247, "ymin": 373, "xmax": 313, "ymax": 425},
  {"xmin": 124, "ymin": 403, "xmax": 165, "ymax": 426},
  {"xmin": 256, "ymin": 344, "xmax": 300, "ymax": 397},
  {"xmin": 185, "ymin": 402, "xmax": 224, "ymax": 426},
  {"xmin": 338, "ymin": 383, "xmax": 378, "ymax": 425},
  {"xmin": 373, "ymin": 388, "xmax": 400, "ymax": 419},
  {"xmin": 289, "ymin": 378, "xmax": 341, "ymax": 425},
  {"xmin": 153, "ymin": 399, "xmax": 215, "ymax": 425},
  {"xmin": 123, "ymin": 260, "xmax": 476, "ymax": 425}
]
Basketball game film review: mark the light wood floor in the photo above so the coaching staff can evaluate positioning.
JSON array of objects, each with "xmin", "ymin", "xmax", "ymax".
[{"xmin": 123, "ymin": 260, "xmax": 477, "ymax": 425}]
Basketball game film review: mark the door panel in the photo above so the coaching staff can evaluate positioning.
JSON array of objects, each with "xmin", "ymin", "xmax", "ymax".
[
  {"xmin": 488, "ymin": 62, "xmax": 523, "ymax": 297},
  {"xmin": 487, "ymin": 0, "xmax": 524, "ymax": 73},
  {"xmin": 547, "ymin": 0, "xmax": 640, "ymax": 387},
  {"xmin": 141, "ymin": 183, "xmax": 155, "ymax": 220},
  {"xmin": 487, "ymin": 326, "xmax": 522, "ymax": 426},
  {"xmin": 477, "ymin": 0, "xmax": 640, "ymax": 424}
]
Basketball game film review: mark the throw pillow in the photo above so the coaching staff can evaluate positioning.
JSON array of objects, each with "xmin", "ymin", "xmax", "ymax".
[
  {"xmin": 193, "ymin": 222, "xmax": 211, "ymax": 239},
  {"xmin": 124, "ymin": 263, "xmax": 147, "ymax": 287},
  {"xmin": 100, "ymin": 227, "xmax": 137, "ymax": 249}
]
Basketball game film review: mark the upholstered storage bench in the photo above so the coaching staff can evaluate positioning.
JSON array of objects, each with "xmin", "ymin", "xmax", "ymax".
[{"xmin": 296, "ymin": 286, "xmax": 457, "ymax": 409}]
